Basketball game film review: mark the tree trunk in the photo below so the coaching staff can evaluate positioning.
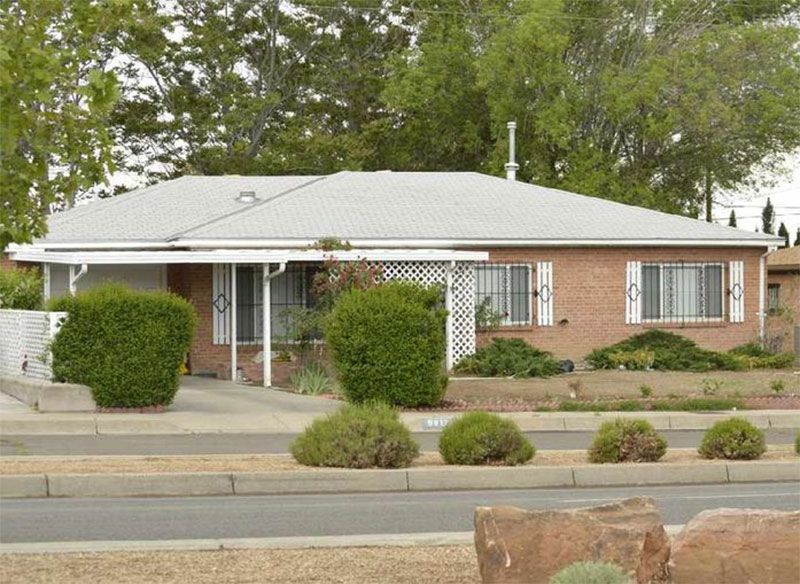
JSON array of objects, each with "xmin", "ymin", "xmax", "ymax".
[{"xmin": 704, "ymin": 169, "xmax": 713, "ymax": 222}]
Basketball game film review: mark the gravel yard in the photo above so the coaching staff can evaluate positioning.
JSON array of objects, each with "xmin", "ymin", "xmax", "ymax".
[
  {"xmin": 1, "ymin": 446, "xmax": 795, "ymax": 475},
  {"xmin": 447, "ymin": 369, "xmax": 800, "ymax": 403},
  {"xmin": 0, "ymin": 546, "xmax": 480, "ymax": 584}
]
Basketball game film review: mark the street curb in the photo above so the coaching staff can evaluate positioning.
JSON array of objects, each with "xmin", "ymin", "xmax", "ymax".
[
  {"xmin": 0, "ymin": 526, "xmax": 686, "ymax": 554},
  {"xmin": 2, "ymin": 461, "xmax": 797, "ymax": 499}
]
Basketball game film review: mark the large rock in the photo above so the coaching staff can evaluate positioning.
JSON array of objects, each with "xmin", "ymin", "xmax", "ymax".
[
  {"xmin": 473, "ymin": 497, "xmax": 669, "ymax": 584},
  {"xmin": 670, "ymin": 508, "xmax": 800, "ymax": 584}
]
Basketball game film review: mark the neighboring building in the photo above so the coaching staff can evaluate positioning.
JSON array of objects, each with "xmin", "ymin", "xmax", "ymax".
[
  {"xmin": 766, "ymin": 246, "xmax": 800, "ymax": 358},
  {"xmin": 5, "ymin": 171, "xmax": 782, "ymax": 385}
]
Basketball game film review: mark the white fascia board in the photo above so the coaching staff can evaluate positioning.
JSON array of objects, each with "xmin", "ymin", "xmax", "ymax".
[{"xmin": 7, "ymin": 247, "xmax": 489, "ymax": 265}]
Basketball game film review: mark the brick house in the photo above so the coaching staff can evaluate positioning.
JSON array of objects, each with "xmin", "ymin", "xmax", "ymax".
[
  {"xmin": 5, "ymin": 170, "xmax": 782, "ymax": 385},
  {"xmin": 766, "ymin": 246, "xmax": 800, "ymax": 358}
]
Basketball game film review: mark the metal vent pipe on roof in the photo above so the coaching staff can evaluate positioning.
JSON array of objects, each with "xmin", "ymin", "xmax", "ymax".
[
  {"xmin": 504, "ymin": 121, "xmax": 519, "ymax": 181},
  {"xmin": 237, "ymin": 191, "xmax": 256, "ymax": 203}
]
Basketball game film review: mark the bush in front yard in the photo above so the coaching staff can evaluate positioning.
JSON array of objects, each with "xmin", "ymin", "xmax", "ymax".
[
  {"xmin": 549, "ymin": 561, "xmax": 629, "ymax": 584},
  {"xmin": 438, "ymin": 411, "xmax": 534, "ymax": 465},
  {"xmin": 453, "ymin": 338, "xmax": 562, "ymax": 378},
  {"xmin": 0, "ymin": 266, "xmax": 43, "ymax": 310},
  {"xmin": 698, "ymin": 418, "xmax": 766, "ymax": 460},
  {"xmin": 729, "ymin": 343, "xmax": 795, "ymax": 369},
  {"xmin": 290, "ymin": 403, "xmax": 419, "ymax": 468},
  {"xmin": 325, "ymin": 281, "xmax": 447, "ymax": 407},
  {"xmin": 588, "ymin": 419, "xmax": 667, "ymax": 463},
  {"xmin": 49, "ymin": 283, "xmax": 197, "ymax": 408}
]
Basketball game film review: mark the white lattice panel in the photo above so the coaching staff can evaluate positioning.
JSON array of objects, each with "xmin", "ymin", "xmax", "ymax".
[
  {"xmin": 379, "ymin": 261, "xmax": 476, "ymax": 367},
  {"xmin": 0, "ymin": 310, "xmax": 66, "ymax": 380}
]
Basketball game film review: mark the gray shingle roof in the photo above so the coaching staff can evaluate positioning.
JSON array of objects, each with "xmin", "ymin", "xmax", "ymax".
[{"xmin": 39, "ymin": 171, "xmax": 778, "ymax": 246}]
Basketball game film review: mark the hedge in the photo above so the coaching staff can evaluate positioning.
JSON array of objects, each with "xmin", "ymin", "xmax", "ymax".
[
  {"xmin": 325, "ymin": 281, "xmax": 447, "ymax": 407},
  {"xmin": 49, "ymin": 283, "xmax": 197, "ymax": 408},
  {"xmin": 0, "ymin": 267, "xmax": 43, "ymax": 310}
]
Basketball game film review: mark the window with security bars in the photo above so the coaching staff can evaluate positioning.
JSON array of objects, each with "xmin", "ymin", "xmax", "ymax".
[
  {"xmin": 475, "ymin": 263, "xmax": 532, "ymax": 327},
  {"xmin": 640, "ymin": 262, "xmax": 724, "ymax": 322},
  {"xmin": 234, "ymin": 264, "xmax": 320, "ymax": 344}
]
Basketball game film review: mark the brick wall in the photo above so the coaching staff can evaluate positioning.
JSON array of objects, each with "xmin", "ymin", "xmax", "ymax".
[
  {"xmin": 766, "ymin": 270, "xmax": 799, "ymax": 355},
  {"xmin": 475, "ymin": 246, "xmax": 766, "ymax": 361}
]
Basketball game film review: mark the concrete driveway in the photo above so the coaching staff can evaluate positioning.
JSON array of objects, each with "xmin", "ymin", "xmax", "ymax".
[{"xmin": 0, "ymin": 376, "xmax": 340, "ymax": 435}]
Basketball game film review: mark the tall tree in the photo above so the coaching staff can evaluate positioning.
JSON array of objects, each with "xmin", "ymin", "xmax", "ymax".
[
  {"xmin": 0, "ymin": 0, "xmax": 143, "ymax": 246},
  {"xmin": 762, "ymin": 198, "xmax": 775, "ymax": 234},
  {"xmin": 728, "ymin": 210, "xmax": 737, "ymax": 227},
  {"xmin": 777, "ymin": 222, "xmax": 790, "ymax": 247},
  {"xmin": 794, "ymin": 228, "xmax": 800, "ymax": 246}
]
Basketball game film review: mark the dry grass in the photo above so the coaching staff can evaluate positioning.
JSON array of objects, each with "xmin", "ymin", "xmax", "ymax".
[
  {"xmin": 448, "ymin": 369, "xmax": 800, "ymax": 402},
  {"xmin": 1, "ymin": 446, "xmax": 795, "ymax": 475},
  {"xmin": 0, "ymin": 545, "xmax": 480, "ymax": 584}
]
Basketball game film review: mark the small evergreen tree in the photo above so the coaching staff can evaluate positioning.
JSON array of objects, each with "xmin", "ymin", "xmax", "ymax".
[
  {"xmin": 761, "ymin": 198, "xmax": 775, "ymax": 234},
  {"xmin": 777, "ymin": 222, "xmax": 790, "ymax": 247},
  {"xmin": 795, "ymin": 228, "xmax": 800, "ymax": 247},
  {"xmin": 728, "ymin": 210, "xmax": 737, "ymax": 227}
]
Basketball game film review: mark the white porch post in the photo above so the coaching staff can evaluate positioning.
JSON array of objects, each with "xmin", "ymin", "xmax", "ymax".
[
  {"xmin": 42, "ymin": 263, "xmax": 50, "ymax": 301},
  {"xmin": 230, "ymin": 263, "xmax": 237, "ymax": 381},
  {"xmin": 68, "ymin": 264, "xmax": 88, "ymax": 296},
  {"xmin": 263, "ymin": 262, "xmax": 287, "ymax": 387},
  {"xmin": 445, "ymin": 261, "xmax": 455, "ymax": 370}
]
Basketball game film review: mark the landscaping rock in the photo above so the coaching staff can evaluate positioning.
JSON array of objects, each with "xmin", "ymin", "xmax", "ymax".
[
  {"xmin": 473, "ymin": 497, "xmax": 669, "ymax": 584},
  {"xmin": 670, "ymin": 508, "xmax": 800, "ymax": 584}
]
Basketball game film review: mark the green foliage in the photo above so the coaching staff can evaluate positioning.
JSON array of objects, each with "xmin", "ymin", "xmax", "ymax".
[
  {"xmin": 438, "ymin": 411, "xmax": 534, "ymax": 466},
  {"xmin": 588, "ymin": 330, "xmax": 793, "ymax": 372},
  {"xmin": 589, "ymin": 419, "xmax": 667, "ymax": 463},
  {"xmin": 312, "ymin": 238, "xmax": 352, "ymax": 251},
  {"xmin": 699, "ymin": 418, "xmax": 766, "ymax": 460},
  {"xmin": 549, "ymin": 561, "xmax": 630, "ymax": 584},
  {"xmin": 475, "ymin": 297, "xmax": 503, "ymax": 331},
  {"xmin": 639, "ymin": 384, "xmax": 653, "ymax": 398},
  {"xmin": 762, "ymin": 198, "xmax": 775, "ymax": 234},
  {"xmin": 650, "ymin": 398, "xmax": 743, "ymax": 411},
  {"xmin": 770, "ymin": 380, "xmax": 786, "ymax": 394},
  {"xmin": 325, "ymin": 281, "xmax": 447, "ymax": 407},
  {"xmin": 453, "ymin": 338, "xmax": 562, "ymax": 378},
  {"xmin": 290, "ymin": 363, "xmax": 335, "ymax": 396},
  {"xmin": 290, "ymin": 403, "xmax": 419, "ymax": 468},
  {"xmin": 311, "ymin": 258, "xmax": 384, "ymax": 313},
  {"xmin": 795, "ymin": 431, "xmax": 800, "ymax": 455},
  {"xmin": 0, "ymin": 267, "xmax": 43, "ymax": 310},
  {"xmin": 49, "ymin": 284, "xmax": 197, "ymax": 408}
]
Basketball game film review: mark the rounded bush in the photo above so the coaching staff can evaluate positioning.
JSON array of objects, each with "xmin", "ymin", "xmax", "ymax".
[
  {"xmin": 589, "ymin": 419, "xmax": 667, "ymax": 463},
  {"xmin": 439, "ymin": 411, "xmax": 534, "ymax": 466},
  {"xmin": 453, "ymin": 338, "xmax": 561, "ymax": 378},
  {"xmin": 698, "ymin": 418, "xmax": 766, "ymax": 460},
  {"xmin": 549, "ymin": 561, "xmax": 629, "ymax": 584},
  {"xmin": 49, "ymin": 283, "xmax": 197, "ymax": 408},
  {"xmin": 290, "ymin": 403, "xmax": 420, "ymax": 468},
  {"xmin": 325, "ymin": 281, "xmax": 447, "ymax": 407},
  {"xmin": 0, "ymin": 267, "xmax": 42, "ymax": 310}
]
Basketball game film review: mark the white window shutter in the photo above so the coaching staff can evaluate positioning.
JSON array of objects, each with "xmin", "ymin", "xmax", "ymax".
[
  {"xmin": 212, "ymin": 263, "xmax": 231, "ymax": 344},
  {"xmin": 536, "ymin": 261, "xmax": 553, "ymax": 326},
  {"xmin": 625, "ymin": 261, "xmax": 642, "ymax": 324},
  {"xmin": 729, "ymin": 260, "xmax": 744, "ymax": 322}
]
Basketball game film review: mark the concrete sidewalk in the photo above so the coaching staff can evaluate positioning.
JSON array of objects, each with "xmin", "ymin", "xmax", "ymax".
[
  {"xmin": 1, "ymin": 376, "xmax": 798, "ymax": 435},
  {"xmin": 2, "ymin": 460, "xmax": 798, "ymax": 499}
]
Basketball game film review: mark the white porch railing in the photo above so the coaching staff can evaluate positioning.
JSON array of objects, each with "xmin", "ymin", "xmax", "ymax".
[{"xmin": 0, "ymin": 309, "xmax": 67, "ymax": 380}]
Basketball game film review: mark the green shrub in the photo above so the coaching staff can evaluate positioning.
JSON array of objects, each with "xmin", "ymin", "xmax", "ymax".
[
  {"xmin": 453, "ymin": 338, "xmax": 562, "ymax": 378},
  {"xmin": 0, "ymin": 267, "xmax": 43, "ymax": 310},
  {"xmin": 290, "ymin": 403, "xmax": 419, "ymax": 468},
  {"xmin": 325, "ymin": 281, "xmax": 447, "ymax": 407},
  {"xmin": 290, "ymin": 362, "xmax": 334, "ymax": 395},
  {"xmin": 607, "ymin": 349, "xmax": 654, "ymax": 370},
  {"xmin": 698, "ymin": 418, "xmax": 766, "ymax": 460},
  {"xmin": 729, "ymin": 342, "xmax": 771, "ymax": 358},
  {"xmin": 795, "ymin": 431, "xmax": 799, "ymax": 455},
  {"xmin": 650, "ymin": 397, "xmax": 743, "ymax": 411},
  {"xmin": 439, "ymin": 411, "xmax": 534, "ymax": 465},
  {"xmin": 770, "ymin": 380, "xmax": 786, "ymax": 394},
  {"xmin": 49, "ymin": 283, "xmax": 196, "ymax": 408},
  {"xmin": 639, "ymin": 384, "xmax": 653, "ymax": 398},
  {"xmin": 549, "ymin": 561, "xmax": 630, "ymax": 584},
  {"xmin": 589, "ymin": 419, "xmax": 667, "ymax": 463}
]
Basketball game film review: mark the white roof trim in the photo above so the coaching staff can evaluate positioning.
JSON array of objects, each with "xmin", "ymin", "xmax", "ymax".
[{"xmin": 8, "ymin": 247, "xmax": 489, "ymax": 265}]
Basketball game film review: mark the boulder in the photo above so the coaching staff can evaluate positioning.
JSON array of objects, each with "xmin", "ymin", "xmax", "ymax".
[
  {"xmin": 670, "ymin": 508, "xmax": 800, "ymax": 584},
  {"xmin": 473, "ymin": 497, "xmax": 669, "ymax": 584}
]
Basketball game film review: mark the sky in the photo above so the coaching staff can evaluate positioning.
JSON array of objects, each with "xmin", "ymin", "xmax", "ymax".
[{"xmin": 712, "ymin": 161, "xmax": 800, "ymax": 244}]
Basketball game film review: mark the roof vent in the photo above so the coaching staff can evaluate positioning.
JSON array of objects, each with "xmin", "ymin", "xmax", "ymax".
[
  {"xmin": 237, "ymin": 191, "xmax": 257, "ymax": 203},
  {"xmin": 504, "ymin": 121, "xmax": 519, "ymax": 181}
]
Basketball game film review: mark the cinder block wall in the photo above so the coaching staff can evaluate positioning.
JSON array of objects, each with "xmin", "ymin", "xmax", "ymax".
[{"xmin": 476, "ymin": 247, "xmax": 765, "ymax": 360}]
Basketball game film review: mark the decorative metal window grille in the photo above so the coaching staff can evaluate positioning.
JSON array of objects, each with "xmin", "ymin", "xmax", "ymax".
[
  {"xmin": 639, "ymin": 262, "xmax": 725, "ymax": 323},
  {"xmin": 474, "ymin": 263, "xmax": 533, "ymax": 328}
]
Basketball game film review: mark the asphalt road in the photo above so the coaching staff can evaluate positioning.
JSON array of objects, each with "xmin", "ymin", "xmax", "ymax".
[
  {"xmin": 2, "ymin": 428, "xmax": 796, "ymax": 456},
  {"xmin": 1, "ymin": 482, "xmax": 798, "ymax": 544}
]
